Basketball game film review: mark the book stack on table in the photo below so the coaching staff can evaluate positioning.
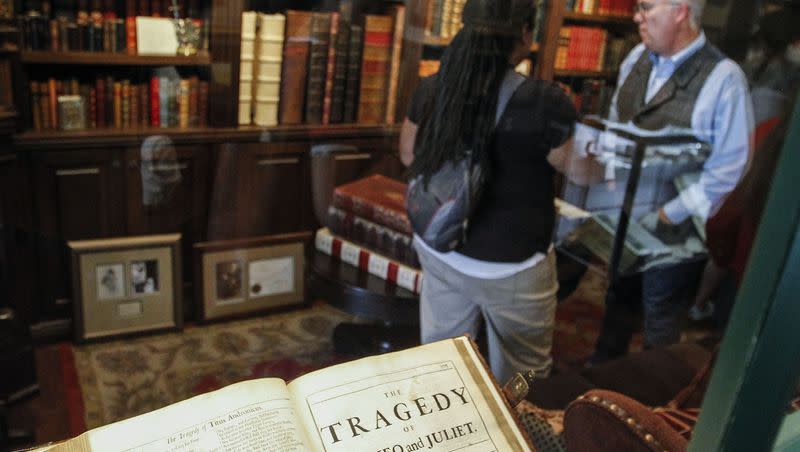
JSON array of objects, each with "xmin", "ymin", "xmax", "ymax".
[{"xmin": 315, "ymin": 174, "xmax": 422, "ymax": 294}]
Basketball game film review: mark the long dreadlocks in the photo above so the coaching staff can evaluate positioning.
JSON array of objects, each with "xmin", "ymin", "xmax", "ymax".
[{"xmin": 407, "ymin": 0, "xmax": 536, "ymax": 184}]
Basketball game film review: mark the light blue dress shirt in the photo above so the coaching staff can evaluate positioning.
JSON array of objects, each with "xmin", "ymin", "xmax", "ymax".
[{"xmin": 609, "ymin": 32, "xmax": 755, "ymax": 224}]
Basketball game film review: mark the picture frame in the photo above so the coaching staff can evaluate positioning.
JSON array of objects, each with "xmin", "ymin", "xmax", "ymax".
[
  {"xmin": 68, "ymin": 234, "xmax": 182, "ymax": 342},
  {"xmin": 193, "ymin": 232, "xmax": 312, "ymax": 322}
]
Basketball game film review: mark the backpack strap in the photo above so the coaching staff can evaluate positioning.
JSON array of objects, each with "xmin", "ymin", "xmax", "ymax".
[{"xmin": 495, "ymin": 70, "xmax": 527, "ymax": 126}]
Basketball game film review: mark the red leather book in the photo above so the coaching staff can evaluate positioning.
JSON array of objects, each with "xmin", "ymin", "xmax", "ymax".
[
  {"xmin": 279, "ymin": 10, "xmax": 312, "ymax": 124},
  {"xmin": 327, "ymin": 205, "xmax": 419, "ymax": 268},
  {"xmin": 125, "ymin": 16, "xmax": 137, "ymax": 54},
  {"xmin": 113, "ymin": 81, "xmax": 122, "ymax": 128},
  {"xmin": 315, "ymin": 227, "xmax": 422, "ymax": 294},
  {"xmin": 149, "ymin": 75, "xmax": 160, "ymax": 127},
  {"xmin": 332, "ymin": 174, "xmax": 412, "ymax": 235}
]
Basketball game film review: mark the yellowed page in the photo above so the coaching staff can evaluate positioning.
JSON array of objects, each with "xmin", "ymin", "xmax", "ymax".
[
  {"xmin": 75, "ymin": 378, "xmax": 311, "ymax": 451},
  {"xmin": 288, "ymin": 336, "xmax": 532, "ymax": 451}
]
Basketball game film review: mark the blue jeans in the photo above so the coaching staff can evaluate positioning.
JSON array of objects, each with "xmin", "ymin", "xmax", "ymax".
[{"xmin": 593, "ymin": 260, "xmax": 704, "ymax": 360}]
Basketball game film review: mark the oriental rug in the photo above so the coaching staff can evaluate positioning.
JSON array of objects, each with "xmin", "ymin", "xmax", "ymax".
[
  {"xmin": 62, "ymin": 269, "xmax": 656, "ymax": 435},
  {"xmin": 65, "ymin": 303, "xmax": 356, "ymax": 432}
]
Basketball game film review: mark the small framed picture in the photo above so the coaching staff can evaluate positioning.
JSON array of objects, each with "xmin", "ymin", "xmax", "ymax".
[
  {"xmin": 193, "ymin": 232, "xmax": 311, "ymax": 322},
  {"xmin": 69, "ymin": 234, "xmax": 182, "ymax": 342}
]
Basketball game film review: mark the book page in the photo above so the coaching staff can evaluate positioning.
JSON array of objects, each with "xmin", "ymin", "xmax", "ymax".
[
  {"xmin": 288, "ymin": 336, "xmax": 532, "ymax": 451},
  {"xmin": 58, "ymin": 378, "xmax": 312, "ymax": 451}
]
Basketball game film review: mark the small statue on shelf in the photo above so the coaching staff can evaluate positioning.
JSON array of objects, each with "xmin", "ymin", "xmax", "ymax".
[{"xmin": 169, "ymin": 0, "xmax": 200, "ymax": 56}]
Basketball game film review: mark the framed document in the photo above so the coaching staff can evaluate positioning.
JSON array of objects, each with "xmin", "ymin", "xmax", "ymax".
[
  {"xmin": 193, "ymin": 232, "xmax": 311, "ymax": 322},
  {"xmin": 69, "ymin": 234, "xmax": 182, "ymax": 342}
]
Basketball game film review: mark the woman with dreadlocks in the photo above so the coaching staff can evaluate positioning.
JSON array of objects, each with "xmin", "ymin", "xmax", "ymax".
[{"xmin": 400, "ymin": 0, "xmax": 583, "ymax": 382}]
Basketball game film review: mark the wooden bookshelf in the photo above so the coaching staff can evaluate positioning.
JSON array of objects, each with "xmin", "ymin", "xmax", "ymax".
[
  {"xmin": 554, "ymin": 69, "xmax": 618, "ymax": 78},
  {"xmin": 563, "ymin": 12, "xmax": 635, "ymax": 25},
  {"xmin": 21, "ymin": 51, "xmax": 212, "ymax": 66}
]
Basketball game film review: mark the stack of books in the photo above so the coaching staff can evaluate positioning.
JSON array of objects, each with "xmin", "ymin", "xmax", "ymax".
[{"xmin": 316, "ymin": 174, "xmax": 422, "ymax": 294}]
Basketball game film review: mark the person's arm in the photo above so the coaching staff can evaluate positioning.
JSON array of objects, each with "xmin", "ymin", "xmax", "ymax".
[
  {"xmin": 399, "ymin": 118, "xmax": 418, "ymax": 167},
  {"xmin": 661, "ymin": 62, "xmax": 755, "ymax": 224},
  {"xmin": 547, "ymin": 136, "xmax": 606, "ymax": 186}
]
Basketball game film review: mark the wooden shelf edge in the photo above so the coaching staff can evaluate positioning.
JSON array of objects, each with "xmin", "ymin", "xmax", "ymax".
[
  {"xmin": 421, "ymin": 36, "xmax": 540, "ymax": 53},
  {"xmin": 13, "ymin": 123, "xmax": 402, "ymax": 149},
  {"xmin": 563, "ymin": 11, "xmax": 634, "ymax": 24},
  {"xmin": 554, "ymin": 69, "xmax": 618, "ymax": 78},
  {"xmin": 21, "ymin": 51, "xmax": 211, "ymax": 66}
]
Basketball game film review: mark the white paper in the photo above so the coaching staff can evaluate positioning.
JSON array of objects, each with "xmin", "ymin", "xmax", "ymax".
[{"xmin": 136, "ymin": 17, "xmax": 179, "ymax": 56}]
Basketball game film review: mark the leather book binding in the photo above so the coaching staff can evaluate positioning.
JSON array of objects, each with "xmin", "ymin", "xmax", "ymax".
[
  {"xmin": 332, "ymin": 174, "xmax": 413, "ymax": 235},
  {"xmin": 279, "ymin": 10, "xmax": 313, "ymax": 125}
]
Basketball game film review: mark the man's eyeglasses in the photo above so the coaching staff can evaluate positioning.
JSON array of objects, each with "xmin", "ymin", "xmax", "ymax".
[{"xmin": 634, "ymin": 0, "xmax": 682, "ymax": 14}]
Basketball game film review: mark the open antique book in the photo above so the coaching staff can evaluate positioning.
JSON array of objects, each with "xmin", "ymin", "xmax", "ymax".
[{"xmin": 36, "ymin": 336, "xmax": 533, "ymax": 451}]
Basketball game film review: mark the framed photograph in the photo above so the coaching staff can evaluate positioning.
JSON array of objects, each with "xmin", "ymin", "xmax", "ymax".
[
  {"xmin": 69, "ymin": 234, "xmax": 182, "ymax": 342},
  {"xmin": 193, "ymin": 232, "xmax": 312, "ymax": 322}
]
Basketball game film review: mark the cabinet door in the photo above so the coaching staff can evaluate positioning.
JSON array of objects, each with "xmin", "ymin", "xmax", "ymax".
[
  {"xmin": 32, "ymin": 150, "xmax": 126, "ymax": 321},
  {"xmin": 236, "ymin": 142, "xmax": 309, "ymax": 237}
]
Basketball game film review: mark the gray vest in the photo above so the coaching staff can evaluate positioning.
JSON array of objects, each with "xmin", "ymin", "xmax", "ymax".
[{"xmin": 616, "ymin": 42, "xmax": 725, "ymax": 129}]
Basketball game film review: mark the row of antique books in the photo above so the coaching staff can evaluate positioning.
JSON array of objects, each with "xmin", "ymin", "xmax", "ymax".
[
  {"xmin": 315, "ymin": 174, "xmax": 422, "ymax": 294},
  {"xmin": 237, "ymin": 7, "xmax": 406, "ymax": 127},
  {"xmin": 16, "ymin": 0, "xmax": 208, "ymax": 53},
  {"xmin": 425, "ymin": 0, "xmax": 548, "ymax": 44},
  {"xmin": 566, "ymin": 0, "xmax": 637, "ymax": 16},
  {"xmin": 554, "ymin": 26, "xmax": 637, "ymax": 72},
  {"xmin": 29, "ymin": 74, "xmax": 208, "ymax": 131}
]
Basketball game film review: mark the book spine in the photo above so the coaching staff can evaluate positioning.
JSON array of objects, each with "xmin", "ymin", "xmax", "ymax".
[
  {"xmin": 315, "ymin": 228, "xmax": 422, "ymax": 293},
  {"xmin": 329, "ymin": 19, "xmax": 349, "ymax": 124},
  {"xmin": 113, "ymin": 81, "xmax": 122, "ymax": 128},
  {"xmin": 279, "ymin": 10, "xmax": 312, "ymax": 125},
  {"xmin": 305, "ymin": 12, "xmax": 331, "ymax": 125},
  {"xmin": 125, "ymin": 16, "xmax": 137, "ymax": 54},
  {"xmin": 178, "ymin": 78, "xmax": 189, "ymax": 128},
  {"xmin": 150, "ymin": 75, "xmax": 160, "ymax": 127},
  {"xmin": 158, "ymin": 76, "xmax": 168, "ymax": 127},
  {"xmin": 385, "ymin": 5, "xmax": 405, "ymax": 124},
  {"xmin": 129, "ymin": 84, "xmax": 139, "ymax": 126},
  {"xmin": 321, "ymin": 12, "xmax": 339, "ymax": 125},
  {"xmin": 327, "ymin": 206, "xmax": 419, "ymax": 268},
  {"xmin": 198, "ymin": 80, "xmax": 208, "ymax": 127},
  {"xmin": 89, "ymin": 86, "xmax": 97, "ymax": 128},
  {"xmin": 122, "ymin": 79, "xmax": 130, "ymax": 128},
  {"xmin": 48, "ymin": 78, "xmax": 58, "ymax": 130},
  {"xmin": 30, "ymin": 81, "xmax": 42, "ymax": 131},
  {"xmin": 95, "ymin": 77, "xmax": 106, "ymax": 128},
  {"xmin": 332, "ymin": 191, "xmax": 413, "ymax": 235},
  {"xmin": 188, "ymin": 76, "xmax": 199, "ymax": 127},
  {"xmin": 140, "ymin": 81, "xmax": 150, "ymax": 126},
  {"xmin": 39, "ymin": 82, "xmax": 50, "ymax": 130},
  {"xmin": 357, "ymin": 15, "xmax": 392, "ymax": 124},
  {"xmin": 343, "ymin": 24, "xmax": 362, "ymax": 123}
]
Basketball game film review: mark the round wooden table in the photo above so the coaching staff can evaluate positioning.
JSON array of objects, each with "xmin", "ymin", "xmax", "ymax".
[{"xmin": 307, "ymin": 251, "xmax": 420, "ymax": 356}]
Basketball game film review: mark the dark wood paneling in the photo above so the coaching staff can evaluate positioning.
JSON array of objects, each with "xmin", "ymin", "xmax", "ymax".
[
  {"xmin": 32, "ymin": 150, "xmax": 126, "ymax": 321},
  {"xmin": 236, "ymin": 142, "xmax": 310, "ymax": 237},
  {"xmin": 0, "ymin": 152, "xmax": 36, "ymax": 325}
]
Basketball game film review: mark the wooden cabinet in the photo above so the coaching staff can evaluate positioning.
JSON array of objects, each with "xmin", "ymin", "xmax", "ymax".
[
  {"xmin": 31, "ymin": 149, "xmax": 126, "ymax": 323},
  {"xmin": 0, "ymin": 151, "xmax": 36, "ymax": 325}
]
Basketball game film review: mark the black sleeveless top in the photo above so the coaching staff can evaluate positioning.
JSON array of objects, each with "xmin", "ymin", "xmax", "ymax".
[{"xmin": 407, "ymin": 75, "xmax": 577, "ymax": 262}]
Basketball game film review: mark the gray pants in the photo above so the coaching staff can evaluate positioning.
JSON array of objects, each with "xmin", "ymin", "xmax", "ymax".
[{"xmin": 416, "ymin": 245, "xmax": 559, "ymax": 383}]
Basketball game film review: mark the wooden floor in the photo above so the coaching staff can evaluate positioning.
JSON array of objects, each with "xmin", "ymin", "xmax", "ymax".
[{"xmin": 6, "ymin": 345, "xmax": 72, "ymax": 450}]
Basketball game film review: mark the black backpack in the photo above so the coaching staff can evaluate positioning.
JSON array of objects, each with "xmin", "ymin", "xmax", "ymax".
[{"xmin": 406, "ymin": 72, "xmax": 526, "ymax": 252}]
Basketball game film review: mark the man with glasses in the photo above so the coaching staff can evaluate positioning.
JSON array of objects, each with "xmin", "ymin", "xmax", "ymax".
[{"xmin": 589, "ymin": 0, "xmax": 754, "ymax": 364}]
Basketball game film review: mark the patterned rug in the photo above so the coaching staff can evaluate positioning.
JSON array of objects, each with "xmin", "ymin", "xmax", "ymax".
[
  {"xmin": 68, "ymin": 303, "xmax": 356, "ymax": 431},
  {"xmin": 63, "ymin": 269, "xmax": 659, "ymax": 434}
]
